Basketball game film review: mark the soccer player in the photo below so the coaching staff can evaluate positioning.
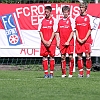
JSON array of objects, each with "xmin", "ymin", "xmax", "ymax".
[
  {"xmin": 75, "ymin": 2, "xmax": 92, "ymax": 78},
  {"xmin": 56, "ymin": 6, "xmax": 74, "ymax": 78},
  {"xmin": 38, "ymin": 6, "xmax": 57, "ymax": 78}
]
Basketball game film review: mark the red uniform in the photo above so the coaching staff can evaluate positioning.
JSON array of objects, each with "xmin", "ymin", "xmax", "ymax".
[
  {"xmin": 57, "ymin": 17, "xmax": 74, "ymax": 54},
  {"xmin": 75, "ymin": 15, "xmax": 93, "ymax": 54},
  {"xmin": 39, "ymin": 17, "xmax": 57, "ymax": 57}
]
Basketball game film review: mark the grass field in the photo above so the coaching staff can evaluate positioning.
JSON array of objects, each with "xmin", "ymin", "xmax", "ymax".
[{"xmin": 0, "ymin": 70, "xmax": 100, "ymax": 100}]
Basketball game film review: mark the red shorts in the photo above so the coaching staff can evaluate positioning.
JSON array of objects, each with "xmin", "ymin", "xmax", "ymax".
[
  {"xmin": 40, "ymin": 44, "xmax": 56, "ymax": 57},
  {"xmin": 75, "ymin": 43, "xmax": 91, "ymax": 54},
  {"xmin": 60, "ymin": 45, "xmax": 74, "ymax": 55}
]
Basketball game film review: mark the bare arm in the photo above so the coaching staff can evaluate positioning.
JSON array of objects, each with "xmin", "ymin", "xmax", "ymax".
[
  {"xmin": 75, "ymin": 30, "xmax": 83, "ymax": 44},
  {"xmin": 39, "ymin": 31, "xmax": 49, "ymax": 47},
  {"xmin": 49, "ymin": 32, "xmax": 55, "ymax": 42},
  {"xmin": 55, "ymin": 32, "xmax": 60, "ymax": 48},
  {"xmin": 64, "ymin": 31, "xmax": 74, "ymax": 46},
  {"xmin": 82, "ymin": 29, "xmax": 92, "ymax": 43},
  {"xmin": 39, "ymin": 31, "xmax": 45, "ymax": 43}
]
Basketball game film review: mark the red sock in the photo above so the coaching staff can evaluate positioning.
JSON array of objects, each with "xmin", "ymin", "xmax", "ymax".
[
  {"xmin": 42, "ymin": 59, "xmax": 48, "ymax": 75},
  {"xmin": 77, "ymin": 59, "xmax": 84, "ymax": 75},
  {"xmin": 69, "ymin": 59, "xmax": 74, "ymax": 75},
  {"xmin": 86, "ymin": 69, "xmax": 91, "ymax": 75},
  {"xmin": 61, "ymin": 60, "xmax": 66, "ymax": 75},
  {"xmin": 50, "ymin": 59, "xmax": 55, "ymax": 75},
  {"xmin": 86, "ymin": 58, "xmax": 92, "ymax": 75}
]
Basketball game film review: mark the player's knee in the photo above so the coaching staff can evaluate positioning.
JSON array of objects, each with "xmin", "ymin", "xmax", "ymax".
[
  {"xmin": 50, "ymin": 57, "xmax": 54, "ymax": 61},
  {"xmin": 43, "ymin": 57, "xmax": 48, "ymax": 61},
  {"xmin": 77, "ymin": 54, "xmax": 82, "ymax": 60},
  {"xmin": 61, "ymin": 55, "xmax": 66, "ymax": 61},
  {"xmin": 69, "ymin": 54, "xmax": 73, "ymax": 60},
  {"xmin": 85, "ymin": 53, "xmax": 90, "ymax": 58},
  {"xmin": 86, "ymin": 55, "xmax": 91, "ymax": 59}
]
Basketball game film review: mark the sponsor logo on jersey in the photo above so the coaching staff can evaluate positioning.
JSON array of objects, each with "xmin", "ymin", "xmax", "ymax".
[
  {"xmin": 84, "ymin": 17, "xmax": 87, "ymax": 21},
  {"xmin": 49, "ymin": 20, "xmax": 52, "ymax": 24},
  {"xmin": 77, "ymin": 23, "xmax": 87, "ymax": 26},
  {"xmin": 66, "ymin": 20, "xmax": 69, "ymax": 24}
]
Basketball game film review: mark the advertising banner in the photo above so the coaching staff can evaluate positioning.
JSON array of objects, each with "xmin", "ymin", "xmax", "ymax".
[{"xmin": 0, "ymin": 3, "xmax": 100, "ymax": 57}]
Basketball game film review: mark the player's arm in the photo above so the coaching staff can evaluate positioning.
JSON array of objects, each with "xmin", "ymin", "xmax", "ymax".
[
  {"xmin": 55, "ymin": 20, "xmax": 60, "ymax": 48},
  {"xmin": 65, "ymin": 31, "xmax": 74, "ymax": 46},
  {"xmin": 38, "ymin": 20, "xmax": 48, "ymax": 46},
  {"xmin": 45, "ymin": 31, "xmax": 55, "ymax": 47},
  {"xmin": 39, "ymin": 31, "xmax": 46, "ymax": 44},
  {"xmin": 75, "ymin": 29, "xmax": 83, "ymax": 44},
  {"xmin": 49, "ymin": 32, "xmax": 55, "ymax": 43},
  {"xmin": 82, "ymin": 29, "xmax": 92, "ymax": 43},
  {"xmin": 48, "ymin": 18, "xmax": 58, "ymax": 45},
  {"xmin": 82, "ymin": 18, "xmax": 92, "ymax": 43},
  {"xmin": 55, "ymin": 32, "xmax": 60, "ymax": 49},
  {"xmin": 74, "ymin": 17, "xmax": 83, "ymax": 44}
]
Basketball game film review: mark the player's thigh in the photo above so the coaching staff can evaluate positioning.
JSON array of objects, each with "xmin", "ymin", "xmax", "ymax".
[
  {"xmin": 40, "ymin": 45, "xmax": 49, "ymax": 56},
  {"xmin": 49, "ymin": 45, "xmax": 56, "ymax": 57},
  {"xmin": 67, "ymin": 45, "xmax": 74, "ymax": 54},
  {"xmin": 75, "ymin": 43, "xmax": 85, "ymax": 54},
  {"xmin": 84, "ymin": 43, "xmax": 91, "ymax": 53},
  {"xmin": 60, "ymin": 45, "xmax": 67, "ymax": 54}
]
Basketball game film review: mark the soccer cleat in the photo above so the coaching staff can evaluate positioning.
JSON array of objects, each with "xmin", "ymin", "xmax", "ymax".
[
  {"xmin": 78, "ymin": 74, "xmax": 84, "ymax": 78},
  {"xmin": 48, "ymin": 74, "xmax": 53, "ymax": 78},
  {"xmin": 87, "ymin": 74, "xmax": 90, "ymax": 78},
  {"xmin": 44, "ymin": 74, "xmax": 49, "ymax": 78},
  {"xmin": 68, "ymin": 74, "xmax": 73, "ymax": 78},
  {"xmin": 61, "ymin": 74, "xmax": 66, "ymax": 78}
]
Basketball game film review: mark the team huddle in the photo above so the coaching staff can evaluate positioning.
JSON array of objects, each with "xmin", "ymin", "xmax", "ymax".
[{"xmin": 38, "ymin": 2, "xmax": 92, "ymax": 78}]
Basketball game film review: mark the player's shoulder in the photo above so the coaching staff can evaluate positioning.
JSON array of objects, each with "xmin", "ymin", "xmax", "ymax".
[
  {"xmin": 74, "ymin": 14, "xmax": 80, "ymax": 20},
  {"xmin": 41, "ymin": 18, "xmax": 46, "ymax": 23},
  {"xmin": 59, "ymin": 18, "xmax": 63, "ymax": 22},
  {"xmin": 87, "ymin": 14, "xmax": 92, "ymax": 19},
  {"xmin": 51, "ymin": 17, "xmax": 57, "ymax": 22},
  {"xmin": 68, "ymin": 16, "xmax": 73, "ymax": 21}
]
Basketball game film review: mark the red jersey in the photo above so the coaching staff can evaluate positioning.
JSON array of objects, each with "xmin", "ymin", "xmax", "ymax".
[
  {"xmin": 57, "ymin": 17, "xmax": 73, "ymax": 45},
  {"xmin": 75, "ymin": 15, "xmax": 92, "ymax": 44},
  {"xmin": 39, "ymin": 17, "xmax": 57, "ymax": 45}
]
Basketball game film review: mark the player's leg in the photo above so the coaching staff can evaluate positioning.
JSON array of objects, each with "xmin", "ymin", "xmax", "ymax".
[
  {"xmin": 67, "ymin": 44, "xmax": 74, "ymax": 78},
  {"xmin": 85, "ymin": 43, "xmax": 92, "ymax": 77},
  {"xmin": 75, "ymin": 43, "xmax": 84, "ymax": 77},
  {"xmin": 49, "ymin": 56, "xmax": 55, "ymax": 78},
  {"xmin": 40, "ymin": 44, "xmax": 49, "ymax": 78},
  {"xmin": 42, "ymin": 56, "xmax": 49, "ymax": 78},
  {"xmin": 49, "ymin": 45, "xmax": 56, "ymax": 78},
  {"xmin": 77, "ymin": 53, "xmax": 84, "ymax": 77},
  {"xmin": 68, "ymin": 54, "xmax": 74, "ymax": 78},
  {"xmin": 61, "ymin": 54, "xmax": 67, "ymax": 78},
  {"xmin": 60, "ymin": 45, "xmax": 67, "ymax": 77},
  {"xmin": 85, "ymin": 53, "xmax": 92, "ymax": 78}
]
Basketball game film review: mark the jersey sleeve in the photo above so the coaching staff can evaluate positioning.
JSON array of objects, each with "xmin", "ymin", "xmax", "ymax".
[{"xmin": 88, "ymin": 14, "xmax": 94, "ymax": 30}]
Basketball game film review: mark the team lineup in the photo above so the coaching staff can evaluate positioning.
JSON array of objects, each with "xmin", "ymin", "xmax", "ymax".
[{"xmin": 38, "ymin": 2, "xmax": 92, "ymax": 78}]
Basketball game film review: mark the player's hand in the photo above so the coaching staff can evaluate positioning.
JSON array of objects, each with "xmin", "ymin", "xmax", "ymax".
[
  {"xmin": 77, "ymin": 38, "xmax": 83, "ymax": 44},
  {"xmin": 43, "ymin": 40, "xmax": 50, "ymax": 47},
  {"xmin": 81, "ymin": 38, "xmax": 87, "ymax": 43},
  {"xmin": 46, "ymin": 41, "xmax": 51, "ymax": 47},
  {"xmin": 64, "ymin": 41, "xmax": 69, "ymax": 46}
]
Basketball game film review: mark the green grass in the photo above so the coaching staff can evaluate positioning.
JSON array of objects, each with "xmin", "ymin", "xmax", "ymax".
[{"xmin": 0, "ymin": 70, "xmax": 100, "ymax": 100}]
